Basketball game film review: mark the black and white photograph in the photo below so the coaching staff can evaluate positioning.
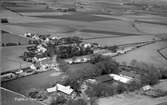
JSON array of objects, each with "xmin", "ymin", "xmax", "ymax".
[{"xmin": 0, "ymin": 0, "xmax": 167, "ymax": 105}]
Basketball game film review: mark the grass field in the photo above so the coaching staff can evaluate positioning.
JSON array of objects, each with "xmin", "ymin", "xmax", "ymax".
[
  {"xmin": 98, "ymin": 92, "xmax": 167, "ymax": 105},
  {"xmin": 1, "ymin": 88, "xmax": 43, "ymax": 105},
  {"xmin": 114, "ymin": 41, "xmax": 167, "ymax": 69},
  {"xmin": 1, "ymin": 31, "xmax": 29, "ymax": 45},
  {"xmin": 1, "ymin": 62, "xmax": 90, "ymax": 96},
  {"xmin": 1, "ymin": 46, "xmax": 32, "ymax": 72},
  {"xmin": 160, "ymin": 48, "xmax": 167, "ymax": 58},
  {"xmin": 85, "ymin": 35, "xmax": 155, "ymax": 46},
  {"xmin": 34, "ymin": 12, "xmax": 113, "ymax": 22},
  {"xmin": 1, "ymin": 71, "xmax": 63, "ymax": 95}
]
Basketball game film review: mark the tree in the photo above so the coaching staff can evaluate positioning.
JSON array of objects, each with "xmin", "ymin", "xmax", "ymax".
[
  {"xmin": 94, "ymin": 56, "xmax": 120, "ymax": 74},
  {"xmin": 28, "ymin": 88, "xmax": 48, "ymax": 101},
  {"xmin": 90, "ymin": 54, "xmax": 105, "ymax": 64},
  {"xmin": 67, "ymin": 99, "xmax": 87, "ymax": 105},
  {"xmin": 129, "ymin": 60, "xmax": 161, "ymax": 85},
  {"xmin": 50, "ymin": 95, "xmax": 67, "ymax": 105},
  {"xmin": 2, "ymin": 43, "xmax": 5, "ymax": 46},
  {"xmin": 63, "ymin": 64, "xmax": 102, "ymax": 93}
]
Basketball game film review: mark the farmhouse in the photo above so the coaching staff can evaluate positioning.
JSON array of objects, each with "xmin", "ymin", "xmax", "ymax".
[{"xmin": 46, "ymin": 84, "xmax": 74, "ymax": 95}]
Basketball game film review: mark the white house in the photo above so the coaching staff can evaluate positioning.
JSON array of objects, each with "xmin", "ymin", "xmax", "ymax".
[
  {"xmin": 109, "ymin": 74, "xmax": 134, "ymax": 84},
  {"xmin": 46, "ymin": 84, "xmax": 73, "ymax": 95},
  {"xmin": 46, "ymin": 86, "xmax": 57, "ymax": 93}
]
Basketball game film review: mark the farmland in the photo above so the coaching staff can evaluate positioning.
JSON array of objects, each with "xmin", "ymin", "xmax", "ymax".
[
  {"xmin": 1, "ymin": 87, "xmax": 43, "ymax": 105},
  {"xmin": 1, "ymin": 46, "xmax": 32, "ymax": 72},
  {"xmin": 1, "ymin": 0, "xmax": 167, "ymax": 105}
]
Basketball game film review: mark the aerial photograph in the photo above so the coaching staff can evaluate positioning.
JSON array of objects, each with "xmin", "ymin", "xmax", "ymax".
[{"xmin": 0, "ymin": 0, "xmax": 167, "ymax": 105}]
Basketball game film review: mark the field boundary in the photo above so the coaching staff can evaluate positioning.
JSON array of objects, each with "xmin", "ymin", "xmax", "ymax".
[{"xmin": 157, "ymin": 47, "xmax": 167, "ymax": 61}]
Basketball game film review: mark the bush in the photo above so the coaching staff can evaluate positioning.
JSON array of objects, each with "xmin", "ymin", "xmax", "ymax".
[
  {"xmin": 129, "ymin": 60, "xmax": 161, "ymax": 85},
  {"xmin": 67, "ymin": 99, "xmax": 87, "ymax": 105},
  {"xmin": 85, "ymin": 83, "xmax": 115, "ymax": 98},
  {"xmin": 6, "ymin": 43, "xmax": 17, "ymax": 46},
  {"xmin": 90, "ymin": 54, "xmax": 105, "ymax": 64},
  {"xmin": 64, "ymin": 64, "xmax": 102, "ymax": 92},
  {"xmin": 28, "ymin": 88, "xmax": 48, "ymax": 101},
  {"xmin": 90, "ymin": 55, "xmax": 120, "ymax": 74},
  {"xmin": 1, "ymin": 18, "xmax": 8, "ymax": 23},
  {"xmin": 50, "ymin": 95, "xmax": 67, "ymax": 105},
  {"xmin": 115, "ymin": 84, "xmax": 127, "ymax": 94},
  {"xmin": 159, "ymin": 67, "xmax": 167, "ymax": 79},
  {"xmin": 94, "ymin": 56, "xmax": 120, "ymax": 74},
  {"xmin": 2, "ymin": 43, "xmax": 5, "ymax": 46}
]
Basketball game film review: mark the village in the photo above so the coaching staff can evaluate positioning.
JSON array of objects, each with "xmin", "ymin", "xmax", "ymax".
[
  {"xmin": 1, "ymin": 32, "xmax": 167, "ymax": 105},
  {"xmin": 0, "ymin": 32, "xmax": 156, "ymax": 82},
  {"xmin": 1, "ymin": 0, "xmax": 167, "ymax": 105}
]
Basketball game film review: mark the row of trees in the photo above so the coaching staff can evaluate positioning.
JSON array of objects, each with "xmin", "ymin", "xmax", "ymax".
[
  {"xmin": 47, "ymin": 44, "xmax": 93, "ymax": 59},
  {"xmin": 129, "ymin": 59, "xmax": 163, "ymax": 85}
]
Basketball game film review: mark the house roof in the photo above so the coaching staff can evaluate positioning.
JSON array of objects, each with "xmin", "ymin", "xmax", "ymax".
[{"xmin": 46, "ymin": 84, "xmax": 73, "ymax": 95}]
